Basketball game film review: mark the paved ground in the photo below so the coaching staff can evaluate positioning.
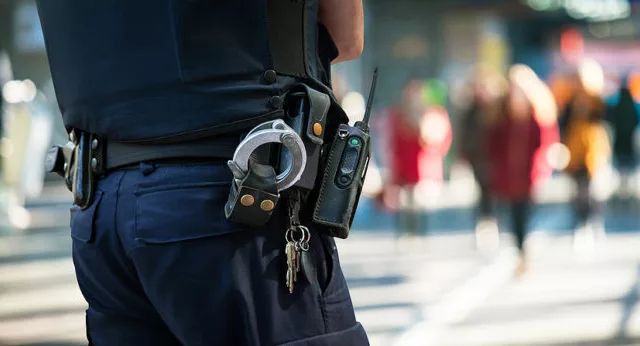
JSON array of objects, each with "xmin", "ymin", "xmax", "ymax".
[
  {"xmin": 1, "ymin": 178, "xmax": 640, "ymax": 346},
  {"xmin": 352, "ymin": 232, "xmax": 640, "ymax": 346},
  {"xmin": 436, "ymin": 233, "xmax": 640, "ymax": 346}
]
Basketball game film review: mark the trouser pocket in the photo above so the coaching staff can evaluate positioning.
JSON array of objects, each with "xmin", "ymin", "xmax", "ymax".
[{"xmin": 276, "ymin": 323, "xmax": 369, "ymax": 346}]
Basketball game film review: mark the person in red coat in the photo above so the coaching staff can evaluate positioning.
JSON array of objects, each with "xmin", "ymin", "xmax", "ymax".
[
  {"xmin": 375, "ymin": 80, "xmax": 453, "ymax": 238},
  {"xmin": 388, "ymin": 107, "xmax": 425, "ymax": 188},
  {"xmin": 384, "ymin": 102, "xmax": 426, "ymax": 238},
  {"xmin": 488, "ymin": 73, "xmax": 558, "ymax": 274}
]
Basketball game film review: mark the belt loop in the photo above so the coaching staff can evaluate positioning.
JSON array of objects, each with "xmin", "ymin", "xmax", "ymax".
[{"xmin": 139, "ymin": 161, "xmax": 156, "ymax": 176}]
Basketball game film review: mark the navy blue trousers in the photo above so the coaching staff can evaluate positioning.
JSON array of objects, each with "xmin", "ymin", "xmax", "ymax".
[{"xmin": 70, "ymin": 161, "xmax": 368, "ymax": 345}]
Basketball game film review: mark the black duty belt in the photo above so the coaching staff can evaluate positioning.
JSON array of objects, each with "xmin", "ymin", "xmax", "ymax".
[
  {"xmin": 105, "ymin": 137, "xmax": 239, "ymax": 171},
  {"xmin": 45, "ymin": 131, "xmax": 241, "ymax": 209},
  {"xmin": 47, "ymin": 133, "xmax": 240, "ymax": 175}
]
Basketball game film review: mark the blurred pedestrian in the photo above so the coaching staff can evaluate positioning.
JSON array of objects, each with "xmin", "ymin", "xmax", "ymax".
[
  {"xmin": 390, "ymin": 81, "xmax": 426, "ymax": 238},
  {"xmin": 606, "ymin": 82, "xmax": 638, "ymax": 200},
  {"xmin": 381, "ymin": 81, "xmax": 429, "ymax": 239},
  {"xmin": 556, "ymin": 73, "xmax": 581, "ymax": 141},
  {"xmin": 488, "ymin": 65, "xmax": 557, "ymax": 275},
  {"xmin": 564, "ymin": 90, "xmax": 611, "ymax": 242},
  {"xmin": 459, "ymin": 67, "xmax": 506, "ymax": 249},
  {"xmin": 418, "ymin": 80, "xmax": 452, "ymax": 208}
]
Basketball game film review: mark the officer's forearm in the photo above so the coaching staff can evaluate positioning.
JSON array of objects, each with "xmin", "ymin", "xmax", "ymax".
[{"xmin": 319, "ymin": 0, "xmax": 364, "ymax": 64}]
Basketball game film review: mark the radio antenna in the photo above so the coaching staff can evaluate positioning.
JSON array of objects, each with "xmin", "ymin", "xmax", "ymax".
[{"xmin": 361, "ymin": 67, "xmax": 378, "ymax": 125}]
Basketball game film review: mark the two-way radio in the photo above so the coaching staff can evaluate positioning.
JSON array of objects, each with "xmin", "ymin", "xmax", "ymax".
[{"xmin": 312, "ymin": 68, "xmax": 379, "ymax": 239}]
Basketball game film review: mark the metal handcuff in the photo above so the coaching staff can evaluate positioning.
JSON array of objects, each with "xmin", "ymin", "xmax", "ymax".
[{"xmin": 227, "ymin": 119, "xmax": 307, "ymax": 191}]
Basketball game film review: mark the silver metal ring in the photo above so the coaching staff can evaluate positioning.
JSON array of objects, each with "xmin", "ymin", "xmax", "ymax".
[
  {"xmin": 285, "ymin": 228, "xmax": 295, "ymax": 243},
  {"xmin": 297, "ymin": 225, "xmax": 311, "ymax": 244}
]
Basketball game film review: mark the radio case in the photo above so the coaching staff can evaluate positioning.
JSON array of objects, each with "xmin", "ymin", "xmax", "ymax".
[{"xmin": 312, "ymin": 123, "xmax": 370, "ymax": 239}]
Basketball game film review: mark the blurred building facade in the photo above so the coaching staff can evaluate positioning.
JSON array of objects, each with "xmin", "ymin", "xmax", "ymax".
[
  {"xmin": 0, "ymin": 0, "xmax": 49, "ymax": 85},
  {"xmin": 344, "ymin": 0, "xmax": 640, "ymax": 93},
  {"xmin": 335, "ymin": 0, "xmax": 640, "ymax": 178}
]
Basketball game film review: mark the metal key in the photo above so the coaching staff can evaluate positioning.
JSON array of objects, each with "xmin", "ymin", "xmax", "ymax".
[
  {"xmin": 285, "ymin": 239, "xmax": 298, "ymax": 294},
  {"xmin": 285, "ymin": 226, "xmax": 312, "ymax": 294}
]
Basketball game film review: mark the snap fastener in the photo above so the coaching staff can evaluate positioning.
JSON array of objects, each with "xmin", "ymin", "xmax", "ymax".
[
  {"xmin": 260, "ymin": 200, "xmax": 275, "ymax": 212},
  {"xmin": 91, "ymin": 158, "xmax": 98, "ymax": 172},
  {"xmin": 91, "ymin": 139, "xmax": 99, "ymax": 150},
  {"xmin": 264, "ymin": 70, "xmax": 277, "ymax": 83},
  {"xmin": 313, "ymin": 123, "xmax": 323, "ymax": 136},
  {"xmin": 241, "ymin": 194, "xmax": 255, "ymax": 207},
  {"xmin": 269, "ymin": 96, "xmax": 282, "ymax": 109}
]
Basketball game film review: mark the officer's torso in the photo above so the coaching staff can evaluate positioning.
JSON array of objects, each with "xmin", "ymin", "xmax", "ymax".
[{"xmin": 37, "ymin": 0, "xmax": 336, "ymax": 142}]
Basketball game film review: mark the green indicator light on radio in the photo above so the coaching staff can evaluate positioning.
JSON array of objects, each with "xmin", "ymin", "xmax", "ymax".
[{"xmin": 350, "ymin": 138, "xmax": 360, "ymax": 146}]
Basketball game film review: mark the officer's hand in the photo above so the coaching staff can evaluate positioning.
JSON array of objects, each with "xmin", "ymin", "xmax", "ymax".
[{"xmin": 319, "ymin": 0, "xmax": 364, "ymax": 64}]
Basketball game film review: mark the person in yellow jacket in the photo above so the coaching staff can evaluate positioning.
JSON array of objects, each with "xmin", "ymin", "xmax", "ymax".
[{"xmin": 563, "ymin": 91, "xmax": 610, "ymax": 240}]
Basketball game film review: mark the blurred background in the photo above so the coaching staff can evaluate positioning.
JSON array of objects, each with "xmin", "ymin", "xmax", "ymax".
[{"xmin": 3, "ymin": 0, "xmax": 640, "ymax": 345}]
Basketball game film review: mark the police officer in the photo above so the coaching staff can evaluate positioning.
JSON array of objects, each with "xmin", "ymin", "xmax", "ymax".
[{"xmin": 36, "ymin": 0, "xmax": 367, "ymax": 345}]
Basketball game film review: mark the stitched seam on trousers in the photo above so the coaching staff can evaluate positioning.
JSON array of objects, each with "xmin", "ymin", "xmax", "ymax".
[
  {"xmin": 111, "ymin": 171, "xmax": 138, "ymax": 261},
  {"xmin": 320, "ymin": 295, "xmax": 329, "ymax": 334},
  {"xmin": 113, "ymin": 170, "xmax": 126, "ymax": 241},
  {"xmin": 113, "ymin": 172, "xmax": 155, "ymax": 288}
]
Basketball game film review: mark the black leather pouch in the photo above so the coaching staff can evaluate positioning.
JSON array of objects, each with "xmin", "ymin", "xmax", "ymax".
[
  {"xmin": 280, "ymin": 84, "xmax": 330, "ymax": 191},
  {"xmin": 312, "ymin": 124, "xmax": 371, "ymax": 239},
  {"xmin": 71, "ymin": 132, "xmax": 97, "ymax": 210},
  {"xmin": 225, "ymin": 161, "xmax": 280, "ymax": 226}
]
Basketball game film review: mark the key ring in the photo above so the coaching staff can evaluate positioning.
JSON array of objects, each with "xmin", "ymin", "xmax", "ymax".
[
  {"xmin": 296, "ymin": 226, "xmax": 311, "ymax": 251},
  {"xmin": 285, "ymin": 226, "xmax": 310, "ymax": 249},
  {"xmin": 285, "ymin": 227, "xmax": 302, "ymax": 244}
]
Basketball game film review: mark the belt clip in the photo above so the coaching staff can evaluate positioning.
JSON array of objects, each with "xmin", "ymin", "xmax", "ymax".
[{"xmin": 57, "ymin": 130, "xmax": 105, "ymax": 210}]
